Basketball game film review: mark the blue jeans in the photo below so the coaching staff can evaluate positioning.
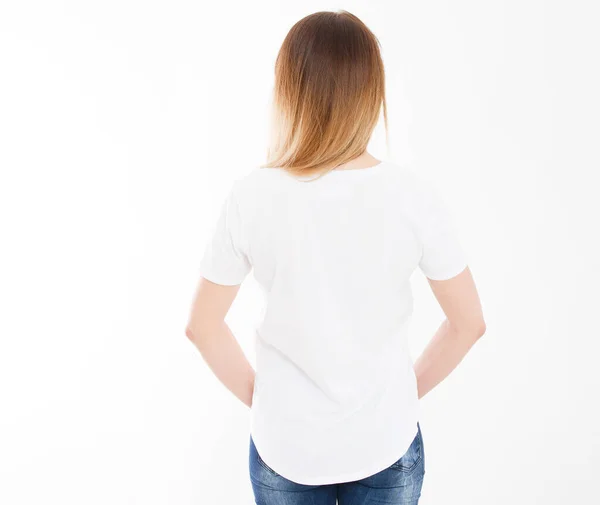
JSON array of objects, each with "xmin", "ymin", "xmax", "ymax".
[{"xmin": 249, "ymin": 423, "xmax": 425, "ymax": 505}]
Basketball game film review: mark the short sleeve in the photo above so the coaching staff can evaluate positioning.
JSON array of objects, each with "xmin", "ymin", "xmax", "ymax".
[
  {"xmin": 198, "ymin": 181, "xmax": 252, "ymax": 285},
  {"xmin": 415, "ymin": 181, "xmax": 469, "ymax": 281}
]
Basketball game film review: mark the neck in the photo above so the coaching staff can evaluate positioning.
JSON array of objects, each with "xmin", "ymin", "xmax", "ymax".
[{"xmin": 334, "ymin": 151, "xmax": 381, "ymax": 170}]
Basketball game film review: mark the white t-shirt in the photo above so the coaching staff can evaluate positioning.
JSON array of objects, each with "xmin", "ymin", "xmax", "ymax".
[{"xmin": 198, "ymin": 160, "xmax": 468, "ymax": 485}]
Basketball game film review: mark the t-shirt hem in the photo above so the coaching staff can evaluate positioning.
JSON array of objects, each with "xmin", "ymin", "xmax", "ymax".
[
  {"xmin": 198, "ymin": 266, "xmax": 247, "ymax": 286},
  {"xmin": 424, "ymin": 261, "xmax": 468, "ymax": 281},
  {"xmin": 250, "ymin": 422, "xmax": 419, "ymax": 486}
]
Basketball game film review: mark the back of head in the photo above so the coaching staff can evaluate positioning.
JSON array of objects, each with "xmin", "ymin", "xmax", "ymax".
[{"xmin": 261, "ymin": 10, "xmax": 388, "ymax": 179}]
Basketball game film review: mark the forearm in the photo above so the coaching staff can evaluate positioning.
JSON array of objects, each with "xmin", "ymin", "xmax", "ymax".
[
  {"xmin": 413, "ymin": 318, "xmax": 482, "ymax": 399},
  {"xmin": 187, "ymin": 322, "xmax": 255, "ymax": 408}
]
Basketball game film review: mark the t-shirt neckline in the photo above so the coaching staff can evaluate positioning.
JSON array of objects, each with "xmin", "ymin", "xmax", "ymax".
[
  {"xmin": 292, "ymin": 160, "xmax": 388, "ymax": 182},
  {"xmin": 330, "ymin": 160, "xmax": 386, "ymax": 172}
]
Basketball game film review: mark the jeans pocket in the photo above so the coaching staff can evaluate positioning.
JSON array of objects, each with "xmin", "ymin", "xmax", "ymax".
[{"xmin": 390, "ymin": 424, "xmax": 423, "ymax": 473}]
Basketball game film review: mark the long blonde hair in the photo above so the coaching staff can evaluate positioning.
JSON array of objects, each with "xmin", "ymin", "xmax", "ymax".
[{"xmin": 261, "ymin": 10, "xmax": 388, "ymax": 179}]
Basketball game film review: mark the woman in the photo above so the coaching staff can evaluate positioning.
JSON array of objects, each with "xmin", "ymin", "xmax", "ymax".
[{"xmin": 186, "ymin": 10, "xmax": 485, "ymax": 505}]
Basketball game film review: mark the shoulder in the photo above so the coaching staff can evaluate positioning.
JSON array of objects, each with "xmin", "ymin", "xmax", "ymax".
[
  {"xmin": 231, "ymin": 166, "xmax": 286, "ymax": 196},
  {"xmin": 381, "ymin": 163, "xmax": 454, "ymax": 232},
  {"xmin": 226, "ymin": 167, "xmax": 288, "ymax": 219},
  {"xmin": 381, "ymin": 162, "xmax": 437, "ymax": 202}
]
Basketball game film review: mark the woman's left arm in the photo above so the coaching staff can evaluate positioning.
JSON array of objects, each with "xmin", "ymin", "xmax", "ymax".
[{"xmin": 185, "ymin": 277, "xmax": 255, "ymax": 408}]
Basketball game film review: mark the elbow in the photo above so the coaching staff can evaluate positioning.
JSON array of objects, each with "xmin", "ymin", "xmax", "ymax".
[
  {"xmin": 185, "ymin": 319, "xmax": 219, "ymax": 346},
  {"xmin": 185, "ymin": 326, "xmax": 197, "ymax": 342},
  {"xmin": 474, "ymin": 320, "xmax": 487, "ymax": 340},
  {"xmin": 186, "ymin": 309, "xmax": 211, "ymax": 343},
  {"xmin": 475, "ymin": 321, "xmax": 487, "ymax": 340},
  {"xmin": 186, "ymin": 324, "xmax": 207, "ymax": 344}
]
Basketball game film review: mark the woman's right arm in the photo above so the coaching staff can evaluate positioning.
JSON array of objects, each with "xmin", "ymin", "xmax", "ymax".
[{"xmin": 413, "ymin": 266, "xmax": 486, "ymax": 399}]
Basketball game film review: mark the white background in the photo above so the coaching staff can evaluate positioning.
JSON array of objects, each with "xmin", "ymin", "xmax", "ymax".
[{"xmin": 1, "ymin": 1, "xmax": 599, "ymax": 504}]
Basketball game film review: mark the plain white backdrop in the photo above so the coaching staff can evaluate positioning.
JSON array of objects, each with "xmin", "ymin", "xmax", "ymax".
[{"xmin": 1, "ymin": 1, "xmax": 599, "ymax": 504}]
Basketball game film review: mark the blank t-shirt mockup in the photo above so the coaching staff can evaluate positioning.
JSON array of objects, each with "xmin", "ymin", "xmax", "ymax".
[{"xmin": 197, "ymin": 161, "xmax": 469, "ymax": 485}]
